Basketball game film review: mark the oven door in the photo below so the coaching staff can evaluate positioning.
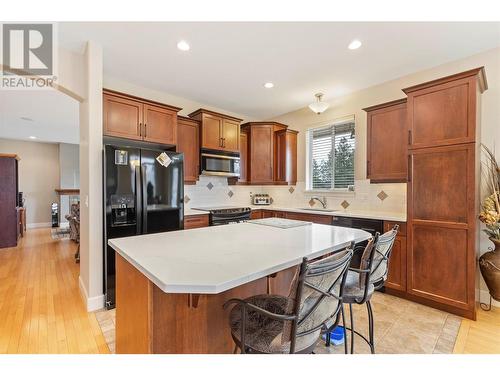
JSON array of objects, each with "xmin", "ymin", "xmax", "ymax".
[{"xmin": 201, "ymin": 153, "xmax": 240, "ymax": 177}]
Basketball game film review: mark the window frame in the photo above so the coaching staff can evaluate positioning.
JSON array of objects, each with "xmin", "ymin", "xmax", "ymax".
[{"xmin": 305, "ymin": 115, "xmax": 356, "ymax": 193}]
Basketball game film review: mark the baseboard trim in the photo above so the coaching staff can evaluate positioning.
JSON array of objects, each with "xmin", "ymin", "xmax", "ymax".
[
  {"xmin": 27, "ymin": 222, "xmax": 51, "ymax": 229},
  {"xmin": 477, "ymin": 288, "xmax": 500, "ymax": 308},
  {"xmin": 78, "ymin": 276, "xmax": 105, "ymax": 312}
]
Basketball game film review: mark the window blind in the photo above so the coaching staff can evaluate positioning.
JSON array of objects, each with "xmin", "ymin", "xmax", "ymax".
[{"xmin": 308, "ymin": 119, "xmax": 355, "ymax": 190}]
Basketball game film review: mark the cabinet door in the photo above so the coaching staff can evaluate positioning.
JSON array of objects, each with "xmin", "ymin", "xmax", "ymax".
[
  {"xmin": 103, "ymin": 94, "xmax": 143, "ymax": 140},
  {"xmin": 178, "ymin": 119, "xmax": 200, "ymax": 183},
  {"xmin": 222, "ymin": 119, "xmax": 240, "ymax": 152},
  {"xmin": 184, "ymin": 215, "xmax": 209, "ymax": 229},
  {"xmin": 249, "ymin": 125, "xmax": 274, "ymax": 183},
  {"xmin": 284, "ymin": 212, "xmax": 331, "ymax": 224},
  {"xmin": 385, "ymin": 235, "xmax": 407, "ymax": 292},
  {"xmin": 407, "ymin": 143, "xmax": 475, "ymax": 312},
  {"xmin": 201, "ymin": 114, "xmax": 223, "ymax": 150},
  {"xmin": 275, "ymin": 130, "xmax": 298, "ymax": 184},
  {"xmin": 407, "ymin": 77, "xmax": 476, "ymax": 149},
  {"xmin": 262, "ymin": 210, "xmax": 274, "ymax": 218},
  {"xmin": 367, "ymin": 101, "xmax": 407, "ymax": 182},
  {"xmin": 250, "ymin": 210, "xmax": 262, "ymax": 220},
  {"xmin": 143, "ymin": 104, "xmax": 177, "ymax": 145},
  {"xmin": 239, "ymin": 132, "xmax": 248, "ymax": 183}
]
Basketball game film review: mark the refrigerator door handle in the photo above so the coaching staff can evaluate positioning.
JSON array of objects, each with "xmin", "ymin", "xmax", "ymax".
[
  {"xmin": 142, "ymin": 165, "xmax": 148, "ymax": 233},
  {"xmin": 135, "ymin": 165, "xmax": 142, "ymax": 235}
]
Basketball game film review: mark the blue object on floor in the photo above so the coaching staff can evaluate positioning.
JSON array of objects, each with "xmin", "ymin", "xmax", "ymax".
[{"xmin": 322, "ymin": 326, "xmax": 345, "ymax": 346}]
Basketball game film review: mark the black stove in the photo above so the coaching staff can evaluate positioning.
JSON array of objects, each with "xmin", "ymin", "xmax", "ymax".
[{"xmin": 192, "ymin": 206, "xmax": 252, "ymax": 226}]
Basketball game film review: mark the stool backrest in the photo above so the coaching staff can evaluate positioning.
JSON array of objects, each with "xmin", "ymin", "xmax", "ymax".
[{"xmin": 286, "ymin": 245, "xmax": 353, "ymax": 353}]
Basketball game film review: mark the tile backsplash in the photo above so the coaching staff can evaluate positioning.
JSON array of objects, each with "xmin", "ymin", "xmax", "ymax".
[{"xmin": 184, "ymin": 176, "xmax": 406, "ymax": 214}]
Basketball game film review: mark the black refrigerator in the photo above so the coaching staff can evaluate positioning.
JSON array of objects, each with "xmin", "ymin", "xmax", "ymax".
[{"xmin": 103, "ymin": 143, "xmax": 184, "ymax": 308}]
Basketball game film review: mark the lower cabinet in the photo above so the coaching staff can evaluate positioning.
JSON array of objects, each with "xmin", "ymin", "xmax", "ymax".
[
  {"xmin": 184, "ymin": 215, "xmax": 209, "ymax": 229},
  {"xmin": 384, "ymin": 221, "xmax": 407, "ymax": 292},
  {"xmin": 250, "ymin": 210, "xmax": 263, "ymax": 220},
  {"xmin": 255, "ymin": 209, "xmax": 332, "ymax": 224}
]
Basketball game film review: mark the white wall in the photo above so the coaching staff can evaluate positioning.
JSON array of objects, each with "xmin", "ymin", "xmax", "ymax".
[
  {"xmin": 78, "ymin": 41, "xmax": 104, "ymax": 311},
  {"xmin": 0, "ymin": 138, "xmax": 59, "ymax": 227}
]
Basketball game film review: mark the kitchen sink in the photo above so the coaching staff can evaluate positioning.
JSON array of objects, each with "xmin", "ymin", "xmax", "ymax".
[{"xmin": 298, "ymin": 208, "xmax": 338, "ymax": 212}]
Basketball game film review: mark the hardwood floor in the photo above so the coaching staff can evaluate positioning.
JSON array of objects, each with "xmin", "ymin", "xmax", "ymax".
[
  {"xmin": 453, "ymin": 305, "xmax": 500, "ymax": 354},
  {"xmin": 0, "ymin": 228, "xmax": 109, "ymax": 354}
]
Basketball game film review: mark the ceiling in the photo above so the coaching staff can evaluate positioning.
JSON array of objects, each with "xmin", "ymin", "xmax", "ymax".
[
  {"xmin": 0, "ymin": 89, "xmax": 79, "ymax": 144},
  {"xmin": 59, "ymin": 22, "xmax": 500, "ymax": 119}
]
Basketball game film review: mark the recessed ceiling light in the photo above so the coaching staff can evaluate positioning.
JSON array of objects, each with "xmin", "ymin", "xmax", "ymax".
[
  {"xmin": 20, "ymin": 117, "xmax": 33, "ymax": 121},
  {"xmin": 348, "ymin": 39, "xmax": 362, "ymax": 50},
  {"xmin": 264, "ymin": 82, "xmax": 274, "ymax": 89},
  {"xmin": 29, "ymin": 136, "xmax": 37, "ymax": 140},
  {"xmin": 177, "ymin": 40, "xmax": 190, "ymax": 51}
]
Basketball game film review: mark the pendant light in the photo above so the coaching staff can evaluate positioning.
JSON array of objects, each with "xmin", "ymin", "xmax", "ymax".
[{"xmin": 308, "ymin": 93, "xmax": 329, "ymax": 114}]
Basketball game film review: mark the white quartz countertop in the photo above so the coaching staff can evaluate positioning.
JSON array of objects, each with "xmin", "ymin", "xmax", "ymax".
[
  {"xmin": 109, "ymin": 222, "xmax": 371, "ymax": 294},
  {"xmin": 249, "ymin": 205, "xmax": 406, "ymax": 222},
  {"xmin": 184, "ymin": 208, "xmax": 210, "ymax": 217}
]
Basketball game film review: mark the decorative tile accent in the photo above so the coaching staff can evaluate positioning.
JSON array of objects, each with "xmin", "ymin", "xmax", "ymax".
[
  {"xmin": 309, "ymin": 198, "xmax": 316, "ymax": 207},
  {"xmin": 288, "ymin": 186, "xmax": 295, "ymax": 194},
  {"xmin": 340, "ymin": 200, "xmax": 350, "ymax": 209},
  {"xmin": 377, "ymin": 190, "xmax": 388, "ymax": 201},
  {"xmin": 228, "ymin": 190, "xmax": 234, "ymax": 198},
  {"xmin": 184, "ymin": 195, "xmax": 190, "ymax": 204},
  {"xmin": 206, "ymin": 182, "xmax": 214, "ymax": 190}
]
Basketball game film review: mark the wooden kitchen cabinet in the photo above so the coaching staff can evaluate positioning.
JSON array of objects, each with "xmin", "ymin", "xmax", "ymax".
[
  {"xmin": 103, "ymin": 90, "xmax": 181, "ymax": 146},
  {"xmin": 242, "ymin": 122, "xmax": 298, "ymax": 185},
  {"xmin": 103, "ymin": 93, "xmax": 143, "ymax": 141},
  {"xmin": 238, "ymin": 130, "xmax": 248, "ymax": 183},
  {"xmin": 184, "ymin": 215, "xmax": 209, "ymax": 229},
  {"xmin": 188, "ymin": 109, "xmax": 242, "ymax": 153},
  {"xmin": 364, "ymin": 99, "xmax": 407, "ymax": 183},
  {"xmin": 275, "ymin": 129, "xmax": 298, "ymax": 185},
  {"xmin": 143, "ymin": 104, "xmax": 177, "ymax": 145},
  {"xmin": 403, "ymin": 68, "xmax": 486, "ymax": 150},
  {"xmin": 402, "ymin": 68, "xmax": 486, "ymax": 320},
  {"xmin": 284, "ymin": 212, "xmax": 331, "ymax": 225},
  {"xmin": 247, "ymin": 124, "xmax": 274, "ymax": 184},
  {"xmin": 383, "ymin": 221, "xmax": 407, "ymax": 292},
  {"xmin": 250, "ymin": 210, "xmax": 263, "ymax": 220},
  {"xmin": 177, "ymin": 116, "xmax": 200, "ymax": 184}
]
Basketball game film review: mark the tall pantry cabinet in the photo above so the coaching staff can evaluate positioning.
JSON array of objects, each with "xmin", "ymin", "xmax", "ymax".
[{"xmin": 403, "ymin": 68, "xmax": 487, "ymax": 320}]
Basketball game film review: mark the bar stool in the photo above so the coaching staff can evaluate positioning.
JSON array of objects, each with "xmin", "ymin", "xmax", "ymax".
[
  {"xmin": 223, "ymin": 243, "xmax": 354, "ymax": 354},
  {"xmin": 332, "ymin": 225, "xmax": 398, "ymax": 354}
]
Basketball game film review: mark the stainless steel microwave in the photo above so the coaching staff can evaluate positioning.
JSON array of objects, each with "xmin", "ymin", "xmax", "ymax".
[{"xmin": 201, "ymin": 152, "xmax": 240, "ymax": 177}]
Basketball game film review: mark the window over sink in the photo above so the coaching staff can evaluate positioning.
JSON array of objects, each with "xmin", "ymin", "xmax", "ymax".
[{"xmin": 306, "ymin": 116, "xmax": 355, "ymax": 191}]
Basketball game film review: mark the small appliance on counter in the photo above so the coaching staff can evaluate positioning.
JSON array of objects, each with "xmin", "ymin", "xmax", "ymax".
[{"xmin": 252, "ymin": 194, "xmax": 271, "ymax": 205}]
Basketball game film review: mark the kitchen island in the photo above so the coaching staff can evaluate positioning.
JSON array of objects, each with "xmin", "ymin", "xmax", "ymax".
[{"xmin": 109, "ymin": 220, "xmax": 370, "ymax": 353}]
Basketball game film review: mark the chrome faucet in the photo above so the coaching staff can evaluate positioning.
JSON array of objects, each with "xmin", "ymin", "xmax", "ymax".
[{"xmin": 311, "ymin": 196, "xmax": 327, "ymax": 209}]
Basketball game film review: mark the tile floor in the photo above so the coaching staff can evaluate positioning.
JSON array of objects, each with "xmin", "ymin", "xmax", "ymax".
[{"xmin": 96, "ymin": 292, "xmax": 461, "ymax": 354}]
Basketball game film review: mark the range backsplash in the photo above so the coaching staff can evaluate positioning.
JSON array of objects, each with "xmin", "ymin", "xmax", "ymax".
[{"xmin": 184, "ymin": 176, "xmax": 406, "ymax": 214}]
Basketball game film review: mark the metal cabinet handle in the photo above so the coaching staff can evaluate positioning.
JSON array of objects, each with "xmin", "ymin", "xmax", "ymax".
[
  {"xmin": 139, "ymin": 123, "xmax": 142, "ymax": 136},
  {"xmin": 222, "ymin": 138, "xmax": 226, "ymax": 148},
  {"xmin": 408, "ymin": 130, "xmax": 412, "ymax": 145},
  {"xmin": 144, "ymin": 124, "xmax": 147, "ymax": 138}
]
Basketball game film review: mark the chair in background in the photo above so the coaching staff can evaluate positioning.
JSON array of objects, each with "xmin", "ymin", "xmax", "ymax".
[
  {"xmin": 65, "ymin": 202, "xmax": 80, "ymax": 263},
  {"xmin": 223, "ymin": 243, "xmax": 354, "ymax": 354},
  {"xmin": 337, "ymin": 225, "xmax": 399, "ymax": 354}
]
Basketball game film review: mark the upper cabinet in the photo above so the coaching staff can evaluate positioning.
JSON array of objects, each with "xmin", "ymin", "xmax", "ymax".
[
  {"xmin": 177, "ymin": 116, "xmax": 200, "ymax": 184},
  {"xmin": 238, "ymin": 130, "xmax": 248, "ymax": 183},
  {"xmin": 402, "ymin": 68, "xmax": 487, "ymax": 149},
  {"xmin": 364, "ymin": 98, "xmax": 408, "ymax": 183},
  {"xmin": 188, "ymin": 109, "xmax": 242, "ymax": 153},
  {"xmin": 241, "ymin": 122, "xmax": 298, "ymax": 185},
  {"xmin": 103, "ymin": 90, "xmax": 181, "ymax": 146}
]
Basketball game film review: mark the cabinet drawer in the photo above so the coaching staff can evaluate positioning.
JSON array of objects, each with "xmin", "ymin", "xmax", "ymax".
[
  {"xmin": 184, "ymin": 215, "xmax": 209, "ymax": 229},
  {"xmin": 384, "ymin": 221, "xmax": 407, "ymax": 236},
  {"xmin": 284, "ymin": 212, "xmax": 331, "ymax": 225},
  {"xmin": 250, "ymin": 210, "xmax": 263, "ymax": 220}
]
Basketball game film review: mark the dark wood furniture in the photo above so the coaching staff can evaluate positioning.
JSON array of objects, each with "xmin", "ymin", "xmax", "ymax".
[
  {"xmin": 383, "ymin": 221, "xmax": 407, "ymax": 292},
  {"xmin": 18, "ymin": 207, "xmax": 26, "ymax": 238},
  {"xmin": 184, "ymin": 214, "xmax": 209, "ymax": 229},
  {"xmin": 240, "ymin": 122, "xmax": 298, "ymax": 185},
  {"xmin": 103, "ymin": 89, "xmax": 181, "ymax": 146},
  {"xmin": 401, "ymin": 67, "xmax": 487, "ymax": 320},
  {"xmin": 177, "ymin": 116, "xmax": 200, "ymax": 184},
  {"xmin": 0, "ymin": 154, "xmax": 20, "ymax": 248},
  {"xmin": 364, "ymin": 99, "xmax": 408, "ymax": 183},
  {"xmin": 188, "ymin": 109, "xmax": 242, "ymax": 153}
]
